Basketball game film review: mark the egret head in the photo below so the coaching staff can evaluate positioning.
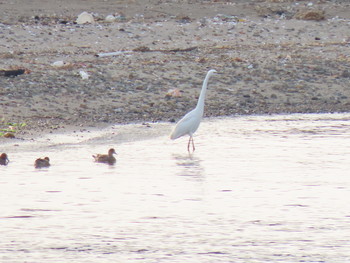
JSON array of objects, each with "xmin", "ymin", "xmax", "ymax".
[{"xmin": 207, "ymin": 69, "xmax": 217, "ymax": 76}]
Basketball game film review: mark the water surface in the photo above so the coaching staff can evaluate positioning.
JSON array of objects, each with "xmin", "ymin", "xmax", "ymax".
[{"xmin": 1, "ymin": 113, "xmax": 350, "ymax": 262}]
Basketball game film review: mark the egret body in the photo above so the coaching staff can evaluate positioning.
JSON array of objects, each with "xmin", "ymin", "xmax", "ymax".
[{"xmin": 170, "ymin": 69, "xmax": 216, "ymax": 152}]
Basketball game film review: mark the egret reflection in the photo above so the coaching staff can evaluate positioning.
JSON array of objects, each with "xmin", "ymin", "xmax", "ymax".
[{"xmin": 172, "ymin": 153, "xmax": 204, "ymax": 180}]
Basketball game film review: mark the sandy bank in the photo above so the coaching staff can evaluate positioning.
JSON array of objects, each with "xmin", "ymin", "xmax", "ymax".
[{"xmin": 1, "ymin": 0, "xmax": 350, "ymax": 138}]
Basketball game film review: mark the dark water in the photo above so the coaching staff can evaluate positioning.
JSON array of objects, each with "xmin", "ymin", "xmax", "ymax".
[{"xmin": 1, "ymin": 113, "xmax": 350, "ymax": 262}]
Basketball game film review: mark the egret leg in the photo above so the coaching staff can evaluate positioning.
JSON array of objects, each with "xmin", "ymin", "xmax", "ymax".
[
  {"xmin": 187, "ymin": 136, "xmax": 195, "ymax": 152},
  {"xmin": 187, "ymin": 137, "xmax": 191, "ymax": 152}
]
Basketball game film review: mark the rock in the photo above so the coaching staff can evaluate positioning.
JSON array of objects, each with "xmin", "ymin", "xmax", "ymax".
[
  {"xmin": 294, "ymin": 10, "xmax": 325, "ymax": 21},
  {"xmin": 341, "ymin": 70, "xmax": 350, "ymax": 78},
  {"xmin": 0, "ymin": 69, "xmax": 26, "ymax": 77},
  {"xmin": 176, "ymin": 15, "xmax": 192, "ymax": 23},
  {"xmin": 79, "ymin": 70, "xmax": 90, "ymax": 80},
  {"xmin": 52, "ymin": 60, "xmax": 68, "ymax": 68},
  {"xmin": 76, "ymin": 12, "xmax": 94, "ymax": 24},
  {"xmin": 3, "ymin": 132, "xmax": 15, "ymax": 138},
  {"xmin": 133, "ymin": 46, "xmax": 151, "ymax": 52},
  {"xmin": 105, "ymin": 15, "xmax": 116, "ymax": 23},
  {"xmin": 165, "ymin": 89, "xmax": 181, "ymax": 98}
]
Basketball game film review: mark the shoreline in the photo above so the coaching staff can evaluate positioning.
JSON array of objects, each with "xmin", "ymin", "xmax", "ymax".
[
  {"xmin": 2, "ymin": 111, "xmax": 350, "ymax": 157},
  {"xmin": 2, "ymin": 110, "xmax": 350, "ymax": 146}
]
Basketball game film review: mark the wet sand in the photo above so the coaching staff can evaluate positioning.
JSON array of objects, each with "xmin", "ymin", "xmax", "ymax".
[{"xmin": 1, "ymin": 0, "xmax": 350, "ymax": 138}]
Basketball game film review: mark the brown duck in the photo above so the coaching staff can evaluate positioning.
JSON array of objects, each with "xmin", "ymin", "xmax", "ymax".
[
  {"xmin": 0, "ymin": 153, "xmax": 9, "ymax": 165},
  {"xmin": 92, "ymin": 148, "xmax": 117, "ymax": 165},
  {"xmin": 34, "ymin": 157, "xmax": 50, "ymax": 168}
]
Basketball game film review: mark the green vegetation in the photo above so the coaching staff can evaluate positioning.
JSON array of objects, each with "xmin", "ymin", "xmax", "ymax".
[{"xmin": 0, "ymin": 120, "xmax": 26, "ymax": 137}]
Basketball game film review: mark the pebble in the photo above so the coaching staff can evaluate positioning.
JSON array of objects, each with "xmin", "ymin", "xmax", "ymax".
[
  {"xmin": 76, "ymin": 12, "xmax": 94, "ymax": 24},
  {"xmin": 105, "ymin": 15, "xmax": 116, "ymax": 23},
  {"xmin": 52, "ymin": 61, "xmax": 67, "ymax": 68},
  {"xmin": 79, "ymin": 70, "xmax": 90, "ymax": 80}
]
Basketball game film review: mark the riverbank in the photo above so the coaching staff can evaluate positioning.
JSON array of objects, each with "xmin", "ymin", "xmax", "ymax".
[{"xmin": 1, "ymin": 0, "xmax": 350, "ymax": 138}]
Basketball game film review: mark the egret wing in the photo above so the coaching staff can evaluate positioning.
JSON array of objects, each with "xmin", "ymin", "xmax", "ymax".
[{"xmin": 170, "ymin": 109, "xmax": 200, "ymax": 140}]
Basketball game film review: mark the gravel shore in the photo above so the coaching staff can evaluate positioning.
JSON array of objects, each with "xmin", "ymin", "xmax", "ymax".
[{"xmin": 1, "ymin": 0, "xmax": 350, "ymax": 137}]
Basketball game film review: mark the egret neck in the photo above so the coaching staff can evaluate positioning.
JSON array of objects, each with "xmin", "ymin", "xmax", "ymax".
[{"xmin": 195, "ymin": 70, "xmax": 214, "ymax": 116}]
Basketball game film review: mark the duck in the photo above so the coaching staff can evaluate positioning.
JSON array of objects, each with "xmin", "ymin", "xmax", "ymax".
[
  {"xmin": 92, "ymin": 148, "xmax": 117, "ymax": 165},
  {"xmin": 34, "ymin": 157, "xmax": 50, "ymax": 168},
  {"xmin": 0, "ymin": 153, "xmax": 9, "ymax": 165}
]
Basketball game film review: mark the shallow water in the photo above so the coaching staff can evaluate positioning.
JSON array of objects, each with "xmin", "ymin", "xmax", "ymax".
[{"xmin": 1, "ymin": 113, "xmax": 350, "ymax": 263}]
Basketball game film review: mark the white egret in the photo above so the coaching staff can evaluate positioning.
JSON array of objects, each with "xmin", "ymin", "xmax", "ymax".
[{"xmin": 170, "ymin": 69, "xmax": 217, "ymax": 152}]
